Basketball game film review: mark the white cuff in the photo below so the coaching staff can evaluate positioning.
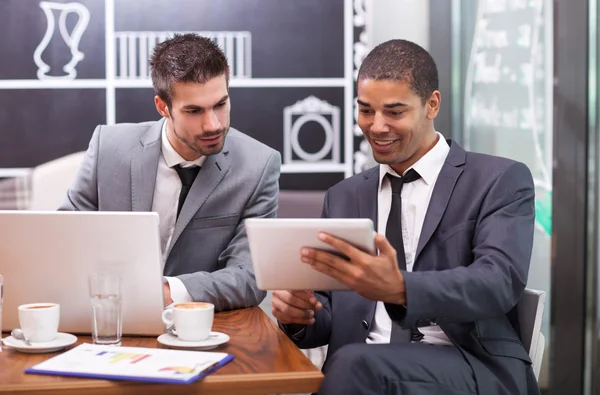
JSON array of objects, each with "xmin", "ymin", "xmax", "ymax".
[{"xmin": 164, "ymin": 276, "xmax": 193, "ymax": 304}]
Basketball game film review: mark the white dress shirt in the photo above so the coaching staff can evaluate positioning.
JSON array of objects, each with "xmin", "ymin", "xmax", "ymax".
[
  {"xmin": 366, "ymin": 132, "xmax": 453, "ymax": 346},
  {"xmin": 152, "ymin": 119, "xmax": 206, "ymax": 303}
]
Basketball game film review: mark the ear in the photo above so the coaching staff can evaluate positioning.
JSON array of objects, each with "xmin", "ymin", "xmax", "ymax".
[
  {"xmin": 426, "ymin": 90, "xmax": 441, "ymax": 120},
  {"xmin": 154, "ymin": 96, "xmax": 170, "ymax": 118}
]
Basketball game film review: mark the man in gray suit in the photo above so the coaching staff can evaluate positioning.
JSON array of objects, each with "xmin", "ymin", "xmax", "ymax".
[
  {"xmin": 61, "ymin": 33, "xmax": 280, "ymax": 311},
  {"xmin": 273, "ymin": 40, "xmax": 539, "ymax": 394}
]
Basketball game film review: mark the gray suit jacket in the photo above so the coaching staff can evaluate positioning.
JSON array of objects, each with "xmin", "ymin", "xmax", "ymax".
[
  {"xmin": 60, "ymin": 120, "xmax": 281, "ymax": 311},
  {"xmin": 282, "ymin": 140, "xmax": 540, "ymax": 395}
]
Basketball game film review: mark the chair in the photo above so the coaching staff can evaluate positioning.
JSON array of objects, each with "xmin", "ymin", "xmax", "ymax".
[
  {"xmin": 0, "ymin": 175, "xmax": 30, "ymax": 210},
  {"xmin": 28, "ymin": 151, "xmax": 85, "ymax": 210},
  {"xmin": 517, "ymin": 288, "xmax": 546, "ymax": 380},
  {"xmin": 276, "ymin": 190, "xmax": 326, "ymax": 219}
]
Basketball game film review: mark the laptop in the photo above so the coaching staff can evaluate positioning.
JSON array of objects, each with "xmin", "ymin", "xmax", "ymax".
[
  {"xmin": 0, "ymin": 211, "xmax": 165, "ymax": 336},
  {"xmin": 246, "ymin": 218, "xmax": 376, "ymax": 291}
]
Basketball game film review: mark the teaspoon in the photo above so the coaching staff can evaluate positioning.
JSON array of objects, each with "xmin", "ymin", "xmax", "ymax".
[{"xmin": 11, "ymin": 329, "xmax": 32, "ymax": 346}]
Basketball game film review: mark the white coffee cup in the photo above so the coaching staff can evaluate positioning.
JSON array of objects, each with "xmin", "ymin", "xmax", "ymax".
[
  {"xmin": 18, "ymin": 303, "xmax": 60, "ymax": 343},
  {"xmin": 161, "ymin": 302, "xmax": 214, "ymax": 342}
]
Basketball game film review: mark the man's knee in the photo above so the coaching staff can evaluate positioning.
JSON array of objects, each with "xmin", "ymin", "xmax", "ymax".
[
  {"xmin": 320, "ymin": 344, "xmax": 381, "ymax": 395},
  {"xmin": 327, "ymin": 343, "xmax": 374, "ymax": 373},
  {"xmin": 326, "ymin": 343, "xmax": 419, "ymax": 383}
]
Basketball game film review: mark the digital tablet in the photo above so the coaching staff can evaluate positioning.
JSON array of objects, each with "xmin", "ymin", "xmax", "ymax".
[{"xmin": 245, "ymin": 218, "xmax": 376, "ymax": 291}]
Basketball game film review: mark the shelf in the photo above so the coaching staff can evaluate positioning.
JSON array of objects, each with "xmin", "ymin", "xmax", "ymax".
[{"xmin": 0, "ymin": 78, "xmax": 348, "ymax": 90}]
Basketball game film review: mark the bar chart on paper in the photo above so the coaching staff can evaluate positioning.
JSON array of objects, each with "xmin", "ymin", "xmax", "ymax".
[{"xmin": 25, "ymin": 343, "xmax": 234, "ymax": 384}]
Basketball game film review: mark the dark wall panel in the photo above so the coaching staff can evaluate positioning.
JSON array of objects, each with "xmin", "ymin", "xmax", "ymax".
[
  {"xmin": 115, "ymin": 87, "xmax": 345, "ymax": 160},
  {"xmin": 0, "ymin": 0, "xmax": 351, "ymax": 190},
  {"xmin": 114, "ymin": 0, "xmax": 345, "ymax": 78},
  {"xmin": 0, "ymin": 0, "xmax": 106, "ymax": 79},
  {"xmin": 0, "ymin": 89, "xmax": 105, "ymax": 167}
]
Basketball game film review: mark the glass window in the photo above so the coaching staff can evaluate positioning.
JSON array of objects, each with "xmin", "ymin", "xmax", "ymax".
[{"xmin": 456, "ymin": 0, "xmax": 553, "ymax": 387}]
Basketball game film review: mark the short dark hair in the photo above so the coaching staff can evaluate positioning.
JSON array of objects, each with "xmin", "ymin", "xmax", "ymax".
[
  {"xmin": 150, "ymin": 33, "xmax": 230, "ymax": 108},
  {"xmin": 358, "ymin": 39, "xmax": 438, "ymax": 104}
]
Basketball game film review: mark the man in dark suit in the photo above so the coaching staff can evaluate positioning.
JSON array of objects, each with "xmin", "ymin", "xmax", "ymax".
[{"xmin": 272, "ymin": 39, "xmax": 539, "ymax": 395}]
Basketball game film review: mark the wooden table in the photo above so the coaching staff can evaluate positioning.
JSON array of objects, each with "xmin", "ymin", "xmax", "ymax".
[{"xmin": 0, "ymin": 307, "xmax": 323, "ymax": 395}]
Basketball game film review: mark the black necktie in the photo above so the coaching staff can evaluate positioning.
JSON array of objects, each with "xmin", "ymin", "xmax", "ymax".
[
  {"xmin": 385, "ymin": 170, "xmax": 423, "ymax": 343},
  {"xmin": 173, "ymin": 165, "xmax": 200, "ymax": 219}
]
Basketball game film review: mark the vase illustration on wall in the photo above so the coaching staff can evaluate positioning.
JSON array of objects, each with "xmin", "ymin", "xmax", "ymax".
[{"xmin": 33, "ymin": 1, "xmax": 90, "ymax": 80}]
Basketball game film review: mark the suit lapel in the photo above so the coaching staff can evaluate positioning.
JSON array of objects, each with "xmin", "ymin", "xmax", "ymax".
[
  {"xmin": 166, "ymin": 147, "xmax": 231, "ymax": 256},
  {"xmin": 414, "ymin": 141, "xmax": 466, "ymax": 264},
  {"xmin": 357, "ymin": 167, "xmax": 379, "ymax": 229},
  {"xmin": 130, "ymin": 121, "xmax": 162, "ymax": 211}
]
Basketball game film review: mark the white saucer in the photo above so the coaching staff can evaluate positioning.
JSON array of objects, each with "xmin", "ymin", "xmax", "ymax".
[
  {"xmin": 157, "ymin": 331, "xmax": 229, "ymax": 350},
  {"xmin": 2, "ymin": 332, "xmax": 78, "ymax": 353}
]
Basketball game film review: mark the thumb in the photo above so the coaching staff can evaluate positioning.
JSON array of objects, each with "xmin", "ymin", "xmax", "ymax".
[{"xmin": 374, "ymin": 233, "xmax": 396, "ymax": 257}]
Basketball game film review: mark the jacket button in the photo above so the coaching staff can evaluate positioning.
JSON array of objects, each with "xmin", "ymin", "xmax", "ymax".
[{"xmin": 362, "ymin": 320, "xmax": 369, "ymax": 329}]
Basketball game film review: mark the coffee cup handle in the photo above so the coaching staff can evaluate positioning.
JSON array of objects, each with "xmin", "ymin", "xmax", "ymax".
[{"xmin": 161, "ymin": 308, "xmax": 174, "ymax": 329}]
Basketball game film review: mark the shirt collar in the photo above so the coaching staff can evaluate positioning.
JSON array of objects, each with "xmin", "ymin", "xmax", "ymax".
[
  {"xmin": 378, "ymin": 132, "xmax": 450, "ymax": 190},
  {"xmin": 161, "ymin": 119, "xmax": 206, "ymax": 169}
]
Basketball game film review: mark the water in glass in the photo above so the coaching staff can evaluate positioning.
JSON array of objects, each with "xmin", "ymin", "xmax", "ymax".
[{"xmin": 91, "ymin": 294, "xmax": 122, "ymax": 346}]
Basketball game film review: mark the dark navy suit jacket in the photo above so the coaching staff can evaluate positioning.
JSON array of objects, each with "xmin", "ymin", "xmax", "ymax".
[{"xmin": 283, "ymin": 140, "xmax": 540, "ymax": 395}]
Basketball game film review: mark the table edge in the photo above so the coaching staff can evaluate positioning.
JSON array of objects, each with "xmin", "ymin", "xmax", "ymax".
[{"xmin": 0, "ymin": 371, "xmax": 324, "ymax": 392}]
